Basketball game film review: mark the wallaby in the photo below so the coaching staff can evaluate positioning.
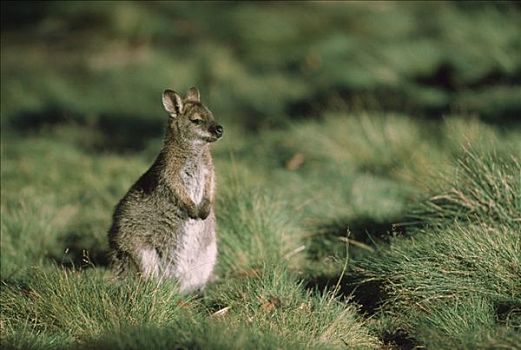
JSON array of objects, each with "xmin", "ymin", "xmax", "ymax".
[{"xmin": 108, "ymin": 87, "xmax": 223, "ymax": 293}]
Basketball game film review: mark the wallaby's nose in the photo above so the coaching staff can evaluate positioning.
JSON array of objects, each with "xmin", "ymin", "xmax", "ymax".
[{"xmin": 213, "ymin": 124, "xmax": 224, "ymax": 138}]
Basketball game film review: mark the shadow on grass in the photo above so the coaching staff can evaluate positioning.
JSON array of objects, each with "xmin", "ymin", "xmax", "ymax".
[
  {"xmin": 304, "ymin": 215, "xmax": 423, "ymax": 349},
  {"xmin": 495, "ymin": 300, "xmax": 521, "ymax": 326},
  {"xmin": 307, "ymin": 215, "xmax": 410, "ymax": 262},
  {"xmin": 304, "ymin": 273, "xmax": 422, "ymax": 350},
  {"xmin": 305, "ymin": 215, "xmax": 412, "ymax": 312},
  {"xmin": 381, "ymin": 329, "xmax": 421, "ymax": 350},
  {"xmin": 48, "ymin": 231, "xmax": 110, "ymax": 269},
  {"xmin": 319, "ymin": 215, "xmax": 408, "ymax": 241},
  {"xmin": 9, "ymin": 107, "xmax": 164, "ymax": 153},
  {"xmin": 305, "ymin": 273, "xmax": 385, "ymax": 315}
]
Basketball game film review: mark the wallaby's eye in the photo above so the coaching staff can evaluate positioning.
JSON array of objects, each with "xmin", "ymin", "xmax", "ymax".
[{"xmin": 191, "ymin": 119, "xmax": 203, "ymax": 125}]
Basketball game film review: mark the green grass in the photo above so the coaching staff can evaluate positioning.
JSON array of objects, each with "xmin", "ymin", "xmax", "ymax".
[
  {"xmin": 2, "ymin": 114, "xmax": 519, "ymax": 349},
  {"xmin": 2, "ymin": 2, "xmax": 521, "ymax": 349},
  {"xmin": 354, "ymin": 149, "xmax": 520, "ymax": 349}
]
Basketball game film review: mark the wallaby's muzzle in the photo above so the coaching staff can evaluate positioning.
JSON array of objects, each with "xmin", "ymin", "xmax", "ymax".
[{"xmin": 210, "ymin": 124, "xmax": 224, "ymax": 139}]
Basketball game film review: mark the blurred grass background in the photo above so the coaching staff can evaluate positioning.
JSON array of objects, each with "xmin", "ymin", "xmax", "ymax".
[
  {"xmin": 2, "ymin": 1, "xmax": 520, "ymax": 136},
  {"xmin": 1, "ymin": 2, "xmax": 520, "ymax": 349}
]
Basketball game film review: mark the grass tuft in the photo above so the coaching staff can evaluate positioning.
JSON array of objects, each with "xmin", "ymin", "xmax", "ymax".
[
  {"xmin": 356, "ymin": 150, "xmax": 521, "ymax": 348},
  {"xmin": 411, "ymin": 149, "xmax": 521, "ymax": 225}
]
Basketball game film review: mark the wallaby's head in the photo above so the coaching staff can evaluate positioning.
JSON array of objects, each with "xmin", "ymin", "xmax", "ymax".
[{"xmin": 162, "ymin": 87, "xmax": 223, "ymax": 144}]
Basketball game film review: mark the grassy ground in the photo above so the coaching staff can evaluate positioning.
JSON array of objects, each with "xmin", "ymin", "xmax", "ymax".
[{"xmin": 1, "ymin": 2, "xmax": 521, "ymax": 349}]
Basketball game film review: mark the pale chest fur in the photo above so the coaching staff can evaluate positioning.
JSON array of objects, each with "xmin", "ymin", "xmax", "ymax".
[
  {"xmin": 180, "ymin": 161, "xmax": 208, "ymax": 204},
  {"xmin": 172, "ymin": 159, "xmax": 216, "ymax": 292}
]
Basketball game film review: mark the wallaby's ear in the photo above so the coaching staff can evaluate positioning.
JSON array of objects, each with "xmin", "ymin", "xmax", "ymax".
[
  {"xmin": 162, "ymin": 89, "xmax": 183, "ymax": 118},
  {"xmin": 185, "ymin": 87, "xmax": 200, "ymax": 102}
]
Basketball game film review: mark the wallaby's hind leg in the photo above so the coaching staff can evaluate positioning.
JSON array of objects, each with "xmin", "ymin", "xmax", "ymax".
[
  {"xmin": 137, "ymin": 247, "xmax": 161, "ymax": 278},
  {"xmin": 111, "ymin": 247, "xmax": 161, "ymax": 279}
]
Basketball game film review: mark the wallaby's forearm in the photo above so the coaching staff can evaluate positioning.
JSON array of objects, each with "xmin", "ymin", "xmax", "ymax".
[
  {"xmin": 167, "ymin": 176, "xmax": 198, "ymax": 219},
  {"xmin": 198, "ymin": 152, "xmax": 215, "ymax": 219},
  {"xmin": 198, "ymin": 174, "xmax": 214, "ymax": 219}
]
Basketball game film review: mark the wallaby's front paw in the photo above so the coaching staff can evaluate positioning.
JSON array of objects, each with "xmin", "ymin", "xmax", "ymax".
[
  {"xmin": 198, "ymin": 199, "xmax": 211, "ymax": 220},
  {"xmin": 185, "ymin": 202, "xmax": 199, "ymax": 219}
]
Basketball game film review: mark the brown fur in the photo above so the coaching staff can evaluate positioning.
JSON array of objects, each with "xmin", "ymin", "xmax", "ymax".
[{"xmin": 108, "ymin": 87, "xmax": 223, "ymax": 292}]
